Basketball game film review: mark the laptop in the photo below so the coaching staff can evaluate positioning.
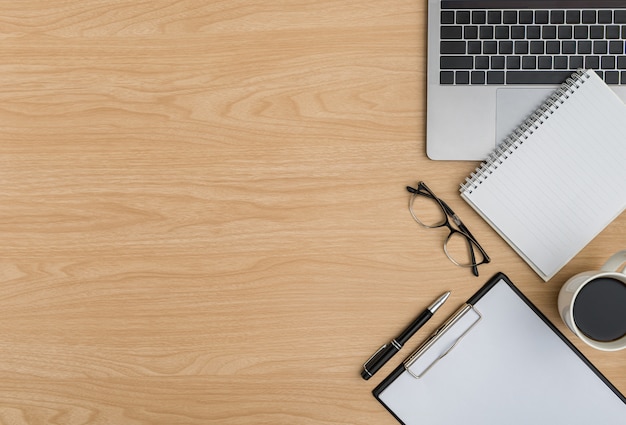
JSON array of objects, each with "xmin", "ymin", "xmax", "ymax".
[{"xmin": 427, "ymin": 0, "xmax": 626, "ymax": 160}]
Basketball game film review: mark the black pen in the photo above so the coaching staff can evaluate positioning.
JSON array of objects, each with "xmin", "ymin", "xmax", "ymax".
[{"xmin": 361, "ymin": 291, "xmax": 450, "ymax": 380}]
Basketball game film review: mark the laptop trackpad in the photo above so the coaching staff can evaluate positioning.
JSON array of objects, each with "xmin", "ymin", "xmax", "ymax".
[{"xmin": 496, "ymin": 88, "xmax": 555, "ymax": 143}]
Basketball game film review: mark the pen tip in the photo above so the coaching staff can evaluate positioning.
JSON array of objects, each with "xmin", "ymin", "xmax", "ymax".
[{"xmin": 429, "ymin": 291, "xmax": 450, "ymax": 312}]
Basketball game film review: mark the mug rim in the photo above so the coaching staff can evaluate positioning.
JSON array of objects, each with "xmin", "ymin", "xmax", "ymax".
[{"xmin": 568, "ymin": 271, "xmax": 626, "ymax": 351}]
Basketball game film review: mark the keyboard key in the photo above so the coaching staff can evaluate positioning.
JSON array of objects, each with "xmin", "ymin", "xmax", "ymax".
[
  {"xmin": 441, "ymin": 11, "xmax": 455, "ymax": 24},
  {"xmin": 616, "ymin": 11, "xmax": 626, "ymax": 24},
  {"xmin": 456, "ymin": 11, "xmax": 470, "ymax": 24},
  {"xmin": 440, "ymin": 71, "xmax": 454, "ymax": 84},
  {"xmin": 582, "ymin": 10, "xmax": 596, "ymax": 24},
  {"xmin": 503, "ymin": 11, "xmax": 517, "ymax": 24},
  {"xmin": 605, "ymin": 71, "xmax": 619, "ymax": 84},
  {"xmin": 530, "ymin": 41, "xmax": 545, "ymax": 54},
  {"xmin": 491, "ymin": 56, "xmax": 505, "ymax": 69},
  {"xmin": 554, "ymin": 56, "xmax": 569, "ymax": 69},
  {"xmin": 495, "ymin": 26, "xmax": 509, "ymax": 39},
  {"xmin": 483, "ymin": 41, "xmax": 497, "ymax": 54},
  {"xmin": 441, "ymin": 41, "xmax": 466, "ymax": 54},
  {"xmin": 621, "ymin": 71, "xmax": 626, "ymax": 83},
  {"xmin": 479, "ymin": 25, "xmax": 494, "ymax": 39},
  {"xmin": 471, "ymin": 71, "xmax": 485, "ymax": 84},
  {"xmin": 546, "ymin": 41, "xmax": 561, "ymax": 54},
  {"xmin": 558, "ymin": 25, "xmax": 573, "ymax": 39},
  {"xmin": 578, "ymin": 40, "xmax": 592, "ymax": 54},
  {"xmin": 472, "ymin": 11, "xmax": 486, "ymax": 24},
  {"xmin": 586, "ymin": 56, "xmax": 600, "ymax": 69},
  {"xmin": 519, "ymin": 11, "xmax": 533, "ymax": 24},
  {"xmin": 515, "ymin": 41, "xmax": 529, "ymax": 54},
  {"xmin": 527, "ymin": 26, "xmax": 541, "ymax": 39},
  {"xmin": 618, "ymin": 56, "xmax": 626, "ymax": 69},
  {"xmin": 465, "ymin": 26, "xmax": 478, "ymax": 39},
  {"xmin": 511, "ymin": 26, "xmax": 525, "ymax": 39},
  {"xmin": 499, "ymin": 40, "xmax": 513, "ymax": 54},
  {"xmin": 566, "ymin": 10, "xmax": 580, "ymax": 24},
  {"xmin": 535, "ymin": 10, "xmax": 549, "ymax": 25},
  {"xmin": 609, "ymin": 40, "xmax": 624, "ymax": 54},
  {"xmin": 522, "ymin": 56, "xmax": 537, "ymax": 69},
  {"xmin": 590, "ymin": 26, "xmax": 604, "ymax": 39},
  {"xmin": 487, "ymin": 71, "xmax": 505, "ymax": 84},
  {"xmin": 602, "ymin": 56, "xmax": 616, "ymax": 69},
  {"xmin": 456, "ymin": 71, "xmax": 470, "ymax": 84},
  {"xmin": 488, "ymin": 11, "xmax": 502, "ymax": 24},
  {"xmin": 542, "ymin": 26, "xmax": 557, "ymax": 39},
  {"xmin": 598, "ymin": 10, "xmax": 612, "ymax": 24},
  {"xmin": 574, "ymin": 25, "xmax": 589, "ymax": 39},
  {"xmin": 441, "ymin": 26, "xmax": 463, "ymax": 39},
  {"xmin": 506, "ymin": 56, "xmax": 521, "ymax": 69},
  {"xmin": 506, "ymin": 71, "xmax": 572, "ymax": 84},
  {"xmin": 468, "ymin": 41, "xmax": 482, "ymax": 54},
  {"xmin": 562, "ymin": 41, "xmax": 576, "ymax": 54},
  {"xmin": 569, "ymin": 56, "xmax": 584, "ymax": 69},
  {"xmin": 606, "ymin": 25, "xmax": 621, "ymax": 39},
  {"xmin": 550, "ymin": 10, "xmax": 565, "ymax": 24},
  {"xmin": 594, "ymin": 40, "xmax": 608, "ymax": 54},
  {"xmin": 475, "ymin": 56, "xmax": 490, "ymax": 69},
  {"xmin": 441, "ymin": 56, "xmax": 473, "ymax": 69}
]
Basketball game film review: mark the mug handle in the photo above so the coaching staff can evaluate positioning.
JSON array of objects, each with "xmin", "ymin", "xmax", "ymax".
[{"xmin": 600, "ymin": 250, "xmax": 626, "ymax": 274}]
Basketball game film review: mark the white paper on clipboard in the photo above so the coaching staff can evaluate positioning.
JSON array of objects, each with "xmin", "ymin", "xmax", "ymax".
[{"xmin": 374, "ymin": 274, "xmax": 626, "ymax": 425}]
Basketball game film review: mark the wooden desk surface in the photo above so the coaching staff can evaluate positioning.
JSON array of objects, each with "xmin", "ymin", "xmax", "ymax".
[{"xmin": 1, "ymin": 1, "xmax": 624, "ymax": 423}]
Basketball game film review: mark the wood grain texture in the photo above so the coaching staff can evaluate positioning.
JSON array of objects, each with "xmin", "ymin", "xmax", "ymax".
[{"xmin": 0, "ymin": 1, "xmax": 624, "ymax": 423}]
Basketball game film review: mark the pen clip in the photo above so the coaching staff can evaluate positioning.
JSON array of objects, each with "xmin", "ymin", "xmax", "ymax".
[
  {"xmin": 364, "ymin": 344, "xmax": 386, "ymax": 368},
  {"xmin": 404, "ymin": 304, "xmax": 482, "ymax": 379},
  {"xmin": 362, "ymin": 344, "xmax": 387, "ymax": 378}
]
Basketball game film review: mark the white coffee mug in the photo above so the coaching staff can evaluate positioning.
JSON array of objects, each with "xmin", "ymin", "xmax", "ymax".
[{"xmin": 557, "ymin": 250, "xmax": 626, "ymax": 351}]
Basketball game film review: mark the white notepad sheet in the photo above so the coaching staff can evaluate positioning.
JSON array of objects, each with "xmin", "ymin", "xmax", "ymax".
[
  {"xmin": 376, "ymin": 276, "xmax": 626, "ymax": 425},
  {"xmin": 461, "ymin": 71, "xmax": 626, "ymax": 280}
]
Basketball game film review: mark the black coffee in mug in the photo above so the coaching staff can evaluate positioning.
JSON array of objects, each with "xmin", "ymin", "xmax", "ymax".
[{"xmin": 572, "ymin": 277, "xmax": 626, "ymax": 342}]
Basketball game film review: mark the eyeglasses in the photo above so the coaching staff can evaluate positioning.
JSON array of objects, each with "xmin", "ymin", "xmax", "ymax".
[{"xmin": 406, "ymin": 181, "xmax": 490, "ymax": 276}]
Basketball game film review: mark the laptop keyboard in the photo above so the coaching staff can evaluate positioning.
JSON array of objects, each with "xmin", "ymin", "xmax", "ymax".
[{"xmin": 440, "ymin": 9, "xmax": 626, "ymax": 85}]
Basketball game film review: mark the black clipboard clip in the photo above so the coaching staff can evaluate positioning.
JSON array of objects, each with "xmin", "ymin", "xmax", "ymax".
[{"xmin": 404, "ymin": 304, "xmax": 482, "ymax": 379}]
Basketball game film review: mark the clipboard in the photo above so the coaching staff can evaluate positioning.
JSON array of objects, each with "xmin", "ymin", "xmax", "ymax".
[{"xmin": 373, "ymin": 273, "xmax": 626, "ymax": 425}]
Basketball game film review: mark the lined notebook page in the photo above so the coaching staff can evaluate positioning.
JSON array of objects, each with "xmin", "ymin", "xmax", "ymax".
[{"xmin": 461, "ymin": 71, "xmax": 626, "ymax": 281}]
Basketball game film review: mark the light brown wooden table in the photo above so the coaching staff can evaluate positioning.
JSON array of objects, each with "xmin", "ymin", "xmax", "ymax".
[{"xmin": 1, "ymin": 1, "xmax": 624, "ymax": 423}]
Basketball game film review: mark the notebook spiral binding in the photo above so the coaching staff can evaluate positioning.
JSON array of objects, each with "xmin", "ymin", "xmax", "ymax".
[{"xmin": 460, "ymin": 69, "xmax": 590, "ymax": 194}]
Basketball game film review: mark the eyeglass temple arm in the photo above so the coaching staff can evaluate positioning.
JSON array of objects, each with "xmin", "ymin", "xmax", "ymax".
[{"xmin": 406, "ymin": 185, "xmax": 426, "ymax": 196}]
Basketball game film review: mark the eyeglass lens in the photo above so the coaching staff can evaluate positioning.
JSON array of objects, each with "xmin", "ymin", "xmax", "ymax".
[
  {"xmin": 445, "ymin": 232, "xmax": 487, "ymax": 267},
  {"xmin": 409, "ymin": 191, "xmax": 447, "ymax": 228}
]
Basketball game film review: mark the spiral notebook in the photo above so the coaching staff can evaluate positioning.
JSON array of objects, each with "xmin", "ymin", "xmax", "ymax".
[{"xmin": 460, "ymin": 70, "xmax": 626, "ymax": 281}]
